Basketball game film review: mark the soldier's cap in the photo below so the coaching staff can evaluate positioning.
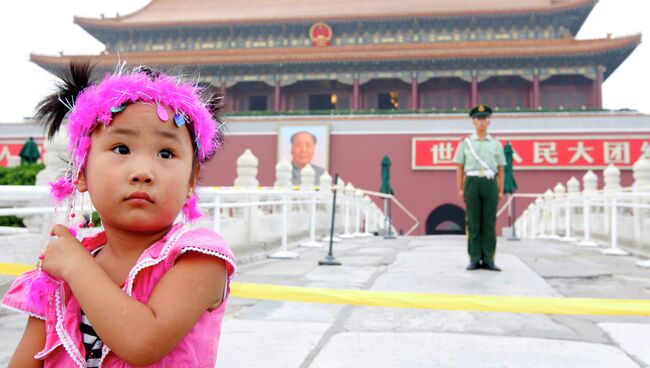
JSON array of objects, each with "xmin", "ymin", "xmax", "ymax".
[{"xmin": 469, "ymin": 104, "xmax": 493, "ymax": 118}]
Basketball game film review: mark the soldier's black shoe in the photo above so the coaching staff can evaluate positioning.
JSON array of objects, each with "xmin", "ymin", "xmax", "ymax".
[
  {"xmin": 466, "ymin": 261, "xmax": 480, "ymax": 271},
  {"xmin": 483, "ymin": 263, "xmax": 502, "ymax": 272}
]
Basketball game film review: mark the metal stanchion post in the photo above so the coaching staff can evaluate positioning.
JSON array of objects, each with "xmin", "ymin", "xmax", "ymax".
[
  {"xmin": 270, "ymin": 192, "xmax": 299, "ymax": 259},
  {"xmin": 301, "ymin": 193, "xmax": 323, "ymax": 248},
  {"xmin": 578, "ymin": 195, "xmax": 597, "ymax": 247},
  {"xmin": 602, "ymin": 195, "xmax": 628, "ymax": 256},
  {"xmin": 507, "ymin": 195, "xmax": 519, "ymax": 241},
  {"xmin": 384, "ymin": 196, "xmax": 396, "ymax": 239},
  {"xmin": 561, "ymin": 196, "xmax": 577, "ymax": 242},
  {"xmin": 320, "ymin": 174, "xmax": 341, "ymax": 266}
]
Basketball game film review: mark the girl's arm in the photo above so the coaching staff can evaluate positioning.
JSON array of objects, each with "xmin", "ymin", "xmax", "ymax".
[
  {"xmin": 42, "ymin": 226, "xmax": 227, "ymax": 366},
  {"xmin": 9, "ymin": 317, "xmax": 45, "ymax": 368},
  {"xmin": 74, "ymin": 252, "xmax": 226, "ymax": 366}
]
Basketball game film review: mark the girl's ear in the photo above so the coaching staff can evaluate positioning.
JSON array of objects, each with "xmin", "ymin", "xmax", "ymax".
[
  {"xmin": 77, "ymin": 170, "xmax": 88, "ymax": 193},
  {"xmin": 188, "ymin": 164, "xmax": 201, "ymax": 197}
]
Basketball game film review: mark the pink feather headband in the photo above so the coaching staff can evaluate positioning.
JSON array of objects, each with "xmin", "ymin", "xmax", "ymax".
[
  {"xmin": 47, "ymin": 64, "xmax": 223, "ymax": 206},
  {"xmin": 68, "ymin": 69, "xmax": 220, "ymax": 171}
]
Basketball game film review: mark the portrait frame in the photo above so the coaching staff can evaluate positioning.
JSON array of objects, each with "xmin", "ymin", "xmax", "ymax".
[{"xmin": 277, "ymin": 124, "xmax": 330, "ymax": 171}]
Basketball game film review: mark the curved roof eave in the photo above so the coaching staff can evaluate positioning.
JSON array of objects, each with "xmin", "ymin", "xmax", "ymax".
[
  {"xmin": 73, "ymin": 0, "xmax": 598, "ymax": 30},
  {"xmin": 31, "ymin": 34, "xmax": 638, "ymax": 80}
]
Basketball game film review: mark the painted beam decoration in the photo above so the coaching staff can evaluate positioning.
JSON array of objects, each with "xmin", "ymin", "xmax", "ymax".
[{"xmin": 412, "ymin": 136, "xmax": 650, "ymax": 170}]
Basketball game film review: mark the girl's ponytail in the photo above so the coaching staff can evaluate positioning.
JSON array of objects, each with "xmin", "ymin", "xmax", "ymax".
[{"xmin": 35, "ymin": 59, "xmax": 95, "ymax": 139}]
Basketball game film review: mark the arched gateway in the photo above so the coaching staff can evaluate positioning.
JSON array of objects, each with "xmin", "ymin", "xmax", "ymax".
[{"xmin": 426, "ymin": 204, "xmax": 465, "ymax": 235}]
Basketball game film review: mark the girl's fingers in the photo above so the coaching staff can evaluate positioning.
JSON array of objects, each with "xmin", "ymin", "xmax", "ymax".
[{"xmin": 50, "ymin": 224, "xmax": 72, "ymax": 239}]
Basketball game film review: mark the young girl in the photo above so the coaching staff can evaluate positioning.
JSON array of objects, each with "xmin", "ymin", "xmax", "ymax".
[{"xmin": 2, "ymin": 61, "xmax": 236, "ymax": 367}]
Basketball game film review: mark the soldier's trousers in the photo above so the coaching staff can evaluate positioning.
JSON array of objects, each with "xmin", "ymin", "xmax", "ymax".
[{"xmin": 464, "ymin": 176, "xmax": 498, "ymax": 264}]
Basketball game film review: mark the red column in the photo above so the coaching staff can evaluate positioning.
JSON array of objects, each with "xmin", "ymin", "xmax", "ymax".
[
  {"xmin": 353, "ymin": 78, "xmax": 360, "ymax": 110},
  {"xmin": 470, "ymin": 76, "xmax": 478, "ymax": 107},
  {"xmin": 410, "ymin": 77, "xmax": 418, "ymax": 110},
  {"xmin": 274, "ymin": 80, "xmax": 281, "ymax": 112},
  {"xmin": 532, "ymin": 75, "xmax": 540, "ymax": 109},
  {"xmin": 593, "ymin": 68, "xmax": 603, "ymax": 109}
]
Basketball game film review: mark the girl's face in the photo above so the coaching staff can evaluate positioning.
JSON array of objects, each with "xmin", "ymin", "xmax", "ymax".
[{"xmin": 77, "ymin": 103, "xmax": 198, "ymax": 234}]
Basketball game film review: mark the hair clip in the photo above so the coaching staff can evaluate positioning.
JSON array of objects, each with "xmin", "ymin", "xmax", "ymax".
[
  {"xmin": 156, "ymin": 103, "xmax": 169, "ymax": 121},
  {"xmin": 174, "ymin": 113, "xmax": 186, "ymax": 127},
  {"xmin": 110, "ymin": 104, "xmax": 127, "ymax": 113}
]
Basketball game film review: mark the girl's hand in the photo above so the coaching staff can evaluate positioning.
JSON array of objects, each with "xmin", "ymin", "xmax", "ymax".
[{"xmin": 41, "ymin": 224, "xmax": 92, "ymax": 281}]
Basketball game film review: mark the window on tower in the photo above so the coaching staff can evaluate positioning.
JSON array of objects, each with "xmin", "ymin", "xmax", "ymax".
[{"xmin": 249, "ymin": 95, "xmax": 269, "ymax": 111}]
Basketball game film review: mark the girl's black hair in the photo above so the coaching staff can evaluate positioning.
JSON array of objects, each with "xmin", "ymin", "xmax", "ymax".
[
  {"xmin": 34, "ymin": 60, "xmax": 225, "ymax": 163},
  {"xmin": 197, "ymin": 81, "xmax": 227, "ymax": 153},
  {"xmin": 35, "ymin": 59, "xmax": 95, "ymax": 140}
]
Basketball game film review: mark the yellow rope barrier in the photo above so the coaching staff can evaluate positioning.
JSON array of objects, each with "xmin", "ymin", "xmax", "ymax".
[
  {"xmin": 0, "ymin": 263, "xmax": 33, "ymax": 276},
  {"xmin": 230, "ymin": 282, "xmax": 650, "ymax": 317},
  {"xmin": 1, "ymin": 264, "xmax": 647, "ymax": 316}
]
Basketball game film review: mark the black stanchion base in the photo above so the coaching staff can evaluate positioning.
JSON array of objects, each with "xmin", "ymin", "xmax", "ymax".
[
  {"xmin": 507, "ymin": 236, "xmax": 521, "ymax": 241},
  {"xmin": 383, "ymin": 235, "xmax": 397, "ymax": 239},
  {"xmin": 319, "ymin": 255, "xmax": 342, "ymax": 266}
]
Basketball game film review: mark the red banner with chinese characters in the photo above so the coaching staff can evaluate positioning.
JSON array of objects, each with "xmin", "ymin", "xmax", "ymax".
[
  {"xmin": 0, "ymin": 141, "xmax": 45, "ymax": 167},
  {"xmin": 412, "ymin": 135, "xmax": 650, "ymax": 170}
]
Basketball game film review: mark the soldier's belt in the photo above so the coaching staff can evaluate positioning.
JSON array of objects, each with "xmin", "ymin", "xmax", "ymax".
[{"xmin": 465, "ymin": 170, "xmax": 495, "ymax": 178}]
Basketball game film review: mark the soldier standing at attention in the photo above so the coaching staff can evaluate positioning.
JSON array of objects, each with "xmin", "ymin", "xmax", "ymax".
[{"xmin": 454, "ymin": 104, "xmax": 506, "ymax": 271}]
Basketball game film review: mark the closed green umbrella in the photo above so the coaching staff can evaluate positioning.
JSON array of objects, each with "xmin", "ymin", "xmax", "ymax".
[
  {"xmin": 379, "ymin": 154, "xmax": 395, "ymax": 238},
  {"xmin": 503, "ymin": 142, "xmax": 519, "ymax": 240},
  {"xmin": 19, "ymin": 137, "xmax": 40, "ymax": 165},
  {"xmin": 379, "ymin": 154, "xmax": 394, "ymax": 195},
  {"xmin": 503, "ymin": 142, "xmax": 518, "ymax": 194}
]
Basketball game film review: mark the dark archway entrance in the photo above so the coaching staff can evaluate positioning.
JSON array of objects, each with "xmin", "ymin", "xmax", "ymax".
[{"xmin": 426, "ymin": 204, "xmax": 465, "ymax": 235}]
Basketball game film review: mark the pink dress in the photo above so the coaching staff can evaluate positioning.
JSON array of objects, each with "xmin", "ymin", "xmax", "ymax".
[{"xmin": 2, "ymin": 223, "xmax": 236, "ymax": 367}]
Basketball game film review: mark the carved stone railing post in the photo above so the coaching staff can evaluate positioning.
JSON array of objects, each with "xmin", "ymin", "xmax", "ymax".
[
  {"xmin": 300, "ymin": 164, "xmax": 316, "ymax": 191},
  {"xmin": 561, "ymin": 177, "xmax": 579, "ymax": 242},
  {"xmin": 578, "ymin": 170, "xmax": 598, "ymax": 247},
  {"xmin": 550, "ymin": 185, "xmax": 564, "ymax": 239},
  {"xmin": 234, "ymin": 149, "xmax": 259, "ymax": 187},
  {"xmin": 274, "ymin": 160, "xmax": 292, "ymax": 188}
]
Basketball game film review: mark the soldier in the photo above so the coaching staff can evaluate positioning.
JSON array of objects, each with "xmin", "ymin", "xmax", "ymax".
[{"xmin": 454, "ymin": 104, "xmax": 506, "ymax": 271}]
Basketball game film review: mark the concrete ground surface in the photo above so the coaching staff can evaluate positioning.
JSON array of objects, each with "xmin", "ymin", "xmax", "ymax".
[{"xmin": 1, "ymin": 234, "xmax": 649, "ymax": 367}]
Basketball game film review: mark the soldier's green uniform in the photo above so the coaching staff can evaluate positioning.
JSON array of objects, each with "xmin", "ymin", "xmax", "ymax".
[{"xmin": 454, "ymin": 105, "xmax": 506, "ymax": 271}]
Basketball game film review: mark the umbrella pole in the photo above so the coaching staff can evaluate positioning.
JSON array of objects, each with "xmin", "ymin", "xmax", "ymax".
[
  {"xmin": 508, "ymin": 194, "xmax": 520, "ymax": 241},
  {"xmin": 384, "ymin": 196, "xmax": 396, "ymax": 239}
]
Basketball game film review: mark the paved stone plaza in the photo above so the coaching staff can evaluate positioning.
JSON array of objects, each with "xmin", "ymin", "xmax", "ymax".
[{"xmin": 1, "ymin": 234, "xmax": 650, "ymax": 367}]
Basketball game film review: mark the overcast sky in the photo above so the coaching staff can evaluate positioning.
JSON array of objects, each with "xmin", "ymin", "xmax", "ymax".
[{"xmin": 0, "ymin": 0, "xmax": 648, "ymax": 123}]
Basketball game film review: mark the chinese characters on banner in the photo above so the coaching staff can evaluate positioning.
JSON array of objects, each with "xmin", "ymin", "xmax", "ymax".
[{"xmin": 412, "ymin": 136, "xmax": 650, "ymax": 170}]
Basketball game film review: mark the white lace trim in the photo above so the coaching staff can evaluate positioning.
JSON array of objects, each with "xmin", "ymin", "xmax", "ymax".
[
  {"xmin": 177, "ymin": 246, "xmax": 236, "ymax": 280},
  {"xmin": 34, "ymin": 339, "xmax": 60, "ymax": 360},
  {"xmin": 0, "ymin": 302, "xmax": 46, "ymax": 321},
  {"xmin": 124, "ymin": 225, "xmax": 189, "ymax": 296},
  {"xmin": 54, "ymin": 283, "xmax": 85, "ymax": 367},
  {"xmin": 97, "ymin": 345, "xmax": 110, "ymax": 367}
]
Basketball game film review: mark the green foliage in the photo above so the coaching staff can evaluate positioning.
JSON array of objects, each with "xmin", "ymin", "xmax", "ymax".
[
  {"xmin": 90, "ymin": 211, "xmax": 102, "ymax": 227},
  {"xmin": 0, "ymin": 163, "xmax": 44, "ymax": 227},
  {"xmin": 0, "ymin": 163, "xmax": 45, "ymax": 185},
  {"xmin": 0, "ymin": 216, "xmax": 24, "ymax": 227}
]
